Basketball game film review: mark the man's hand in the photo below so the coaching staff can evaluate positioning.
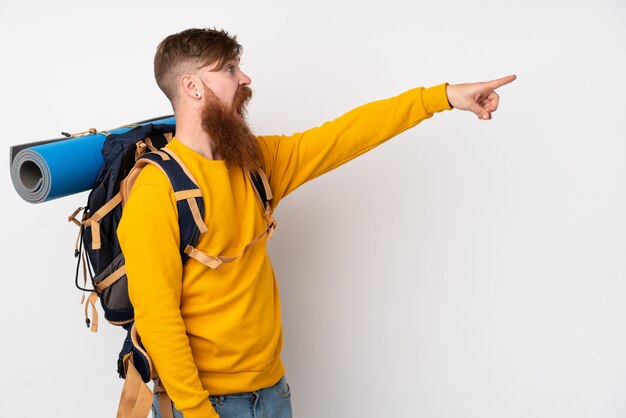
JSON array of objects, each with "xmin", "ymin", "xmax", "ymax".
[{"xmin": 446, "ymin": 74, "xmax": 517, "ymax": 120}]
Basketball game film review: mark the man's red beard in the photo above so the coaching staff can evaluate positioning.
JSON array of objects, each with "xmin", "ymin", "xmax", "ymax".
[{"xmin": 200, "ymin": 84, "xmax": 264, "ymax": 171}]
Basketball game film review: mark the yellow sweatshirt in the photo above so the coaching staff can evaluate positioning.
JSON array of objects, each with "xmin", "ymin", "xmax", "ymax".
[{"xmin": 117, "ymin": 83, "xmax": 452, "ymax": 417}]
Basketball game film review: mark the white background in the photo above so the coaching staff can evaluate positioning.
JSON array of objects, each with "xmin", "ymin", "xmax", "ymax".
[{"xmin": 1, "ymin": 0, "xmax": 625, "ymax": 417}]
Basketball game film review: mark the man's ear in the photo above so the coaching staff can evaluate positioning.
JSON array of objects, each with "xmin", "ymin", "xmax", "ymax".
[{"xmin": 181, "ymin": 74, "xmax": 202, "ymax": 99}]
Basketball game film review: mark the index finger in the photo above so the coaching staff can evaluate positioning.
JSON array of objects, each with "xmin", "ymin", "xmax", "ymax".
[{"xmin": 484, "ymin": 74, "xmax": 517, "ymax": 91}]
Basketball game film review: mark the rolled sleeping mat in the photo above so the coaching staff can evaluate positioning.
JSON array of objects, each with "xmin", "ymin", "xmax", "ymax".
[{"xmin": 10, "ymin": 115, "xmax": 176, "ymax": 203}]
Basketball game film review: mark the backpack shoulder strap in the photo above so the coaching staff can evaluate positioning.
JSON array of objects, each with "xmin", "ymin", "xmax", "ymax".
[
  {"xmin": 126, "ymin": 150, "xmax": 277, "ymax": 270},
  {"xmin": 249, "ymin": 168, "xmax": 273, "ymax": 205},
  {"xmin": 131, "ymin": 149, "xmax": 208, "ymax": 264}
]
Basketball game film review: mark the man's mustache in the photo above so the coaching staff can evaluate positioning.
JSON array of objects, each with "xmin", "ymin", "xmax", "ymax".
[{"xmin": 234, "ymin": 86, "xmax": 253, "ymax": 115}]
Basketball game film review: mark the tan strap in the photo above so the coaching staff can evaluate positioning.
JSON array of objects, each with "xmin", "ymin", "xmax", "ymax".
[
  {"xmin": 95, "ymin": 265, "xmax": 127, "ymax": 292},
  {"xmin": 173, "ymin": 189, "xmax": 203, "ymax": 200},
  {"xmin": 89, "ymin": 221, "xmax": 102, "ymax": 250},
  {"xmin": 84, "ymin": 192, "xmax": 123, "ymax": 250},
  {"xmin": 265, "ymin": 209, "xmax": 277, "ymax": 240},
  {"xmin": 68, "ymin": 206, "xmax": 84, "ymax": 228},
  {"xmin": 130, "ymin": 323, "xmax": 155, "ymax": 380},
  {"xmin": 184, "ymin": 245, "xmax": 223, "ymax": 269},
  {"xmin": 187, "ymin": 198, "xmax": 208, "ymax": 234},
  {"xmin": 164, "ymin": 132, "xmax": 173, "ymax": 143},
  {"xmin": 109, "ymin": 318, "xmax": 134, "ymax": 327},
  {"xmin": 172, "ymin": 191, "xmax": 208, "ymax": 233},
  {"xmin": 144, "ymin": 137, "xmax": 157, "ymax": 152},
  {"xmin": 161, "ymin": 148, "xmax": 201, "ymax": 187},
  {"xmin": 63, "ymin": 127, "xmax": 107, "ymax": 138},
  {"xmin": 120, "ymin": 158, "xmax": 169, "ymax": 206},
  {"xmin": 84, "ymin": 292, "xmax": 99, "ymax": 333},
  {"xmin": 264, "ymin": 205, "xmax": 276, "ymax": 227},
  {"xmin": 135, "ymin": 141, "xmax": 147, "ymax": 160},
  {"xmin": 242, "ymin": 221, "xmax": 276, "ymax": 251},
  {"xmin": 184, "ymin": 216, "xmax": 276, "ymax": 269},
  {"xmin": 116, "ymin": 356, "xmax": 153, "ymax": 418},
  {"xmin": 120, "ymin": 162, "xmax": 148, "ymax": 206},
  {"xmin": 152, "ymin": 150, "xmax": 170, "ymax": 161},
  {"xmin": 121, "ymin": 155, "xmax": 199, "ymax": 207}
]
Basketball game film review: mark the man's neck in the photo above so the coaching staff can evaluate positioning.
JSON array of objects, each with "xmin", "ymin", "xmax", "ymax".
[{"xmin": 174, "ymin": 110, "xmax": 221, "ymax": 160}]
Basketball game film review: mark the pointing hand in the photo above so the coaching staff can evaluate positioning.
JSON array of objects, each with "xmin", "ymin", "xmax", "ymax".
[{"xmin": 446, "ymin": 74, "xmax": 517, "ymax": 120}]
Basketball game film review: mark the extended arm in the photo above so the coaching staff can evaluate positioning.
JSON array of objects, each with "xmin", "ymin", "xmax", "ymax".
[
  {"xmin": 258, "ymin": 83, "xmax": 452, "ymax": 205},
  {"xmin": 258, "ymin": 75, "xmax": 517, "ymax": 206}
]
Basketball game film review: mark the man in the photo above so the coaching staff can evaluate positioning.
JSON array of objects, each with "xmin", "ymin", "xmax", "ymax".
[{"xmin": 117, "ymin": 27, "xmax": 516, "ymax": 418}]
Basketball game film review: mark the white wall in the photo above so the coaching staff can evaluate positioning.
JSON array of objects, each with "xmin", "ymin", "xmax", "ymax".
[{"xmin": 1, "ymin": 0, "xmax": 625, "ymax": 417}]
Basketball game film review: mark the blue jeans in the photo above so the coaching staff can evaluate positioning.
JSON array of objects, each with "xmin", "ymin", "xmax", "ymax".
[{"xmin": 152, "ymin": 376, "xmax": 293, "ymax": 418}]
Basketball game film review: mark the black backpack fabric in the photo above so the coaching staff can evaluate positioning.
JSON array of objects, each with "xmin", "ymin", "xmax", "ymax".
[{"xmin": 75, "ymin": 123, "xmax": 182, "ymax": 328}]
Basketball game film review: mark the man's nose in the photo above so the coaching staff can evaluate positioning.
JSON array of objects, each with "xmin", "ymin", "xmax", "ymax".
[{"xmin": 239, "ymin": 71, "xmax": 252, "ymax": 86}]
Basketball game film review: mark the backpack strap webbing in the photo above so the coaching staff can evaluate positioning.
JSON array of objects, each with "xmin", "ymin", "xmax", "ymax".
[
  {"xmin": 84, "ymin": 291, "xmax": 99, "ymax": 333},
  {"xmin": 116, "ymin": 358, "xmax": 152, "ymax": 418},
  {"xmin": 249, "ymin": 168, "xmax": 273, "ymax": 202},
  {"xmin": 95, "ymin": 264, "xmax": 126, "ymax": 292},
  {"xmin": 249, "ymin": 168, "xmax": 276, "ymax": 240},
  {"xmin": 83, "ymin": 192, "xmax": 123, "ymax": 250},
  {"xmin": 183, "ymin": 215, "xmax": 275, "ymax": 268},
  {"xmin": 116, "ymin": 324, "xmax": 155, "ymax": 418},
  {"xmin": 184, "ymin": 167, "xmax": 277, "ymax": 269}
]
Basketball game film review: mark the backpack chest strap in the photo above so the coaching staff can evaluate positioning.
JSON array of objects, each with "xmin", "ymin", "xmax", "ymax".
[{"xmin": 184, "ymin": 206, "xmax": 277, "ymax": 270}]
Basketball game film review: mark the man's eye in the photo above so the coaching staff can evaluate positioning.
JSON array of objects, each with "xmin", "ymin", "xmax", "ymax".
[{"xmin": 226, "ymin": 65, "xmax": 235, "ymax": 73}]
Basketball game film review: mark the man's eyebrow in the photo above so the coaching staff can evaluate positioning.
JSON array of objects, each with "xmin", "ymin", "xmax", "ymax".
[{"xmin": 208, "ymin": 58, "xmax": 240, "ymax": 72}]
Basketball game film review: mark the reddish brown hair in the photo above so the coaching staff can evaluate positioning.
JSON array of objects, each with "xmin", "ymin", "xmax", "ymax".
[{"xmin": 154, "ymin": 28, "xmax": 242, "ymax": 105}]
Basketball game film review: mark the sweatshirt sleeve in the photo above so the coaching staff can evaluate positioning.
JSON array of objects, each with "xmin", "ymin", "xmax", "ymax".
[
  {"xmin": 257, "ymin": 83, "xmax": 452, "ymax": 206},
  {"xmin": 117, "ymin": 167, "xmax": 219, "ymax": 418}
]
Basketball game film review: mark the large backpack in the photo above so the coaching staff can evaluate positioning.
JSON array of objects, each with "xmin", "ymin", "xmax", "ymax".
[{"xmin": 69, "ymin": 120, "xmax": 276, "ymax": 418}]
